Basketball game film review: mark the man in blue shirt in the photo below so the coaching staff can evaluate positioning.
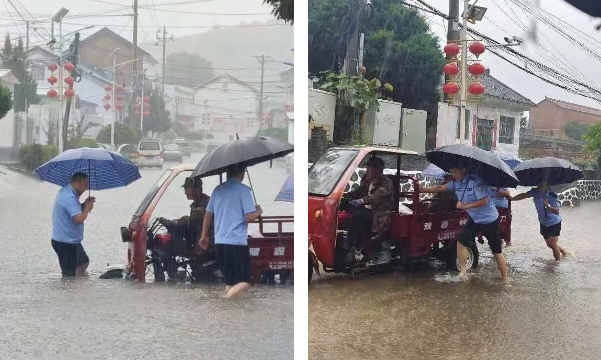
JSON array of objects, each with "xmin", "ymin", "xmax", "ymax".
[
  {"xmin": 51, "ymin": 172, "xmax": 95, "ymax": 277},
  {"xmin": 510, "ymin": 182, "xmax": 568, "ymax": 261},
  {"xmin": 421, "ymin": 167, "xmax": 508, "ymax": 280},
  {"xmin": 199, "ymin": 165, "xmax": 263, "ymax": 298},
  {"xmin": 481, "ymin": 187, "xmax": 512, "ymax": 246}
]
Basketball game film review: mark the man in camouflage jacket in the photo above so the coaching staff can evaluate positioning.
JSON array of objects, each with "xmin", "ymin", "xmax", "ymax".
[{"xmin": 345, "ymin": 157, "xmax": 394, "ymax": 253}]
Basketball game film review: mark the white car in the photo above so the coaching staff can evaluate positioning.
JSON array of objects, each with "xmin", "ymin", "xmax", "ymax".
[{"xmin": 137, "ymin": 139, "xmax": 163, "ymax": 169}]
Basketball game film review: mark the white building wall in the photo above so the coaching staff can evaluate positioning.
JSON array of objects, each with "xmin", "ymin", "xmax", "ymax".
[
  {"xmin": 0, "ymin": 81, "xmax": 16, "ymax": 147},
  {"xmin": 436, "ymin": 102, "xmax": 521, "ymax": 156},
  {"xmin": 193, "ymin": 78, "xmax": 259, "ymax": 143}
]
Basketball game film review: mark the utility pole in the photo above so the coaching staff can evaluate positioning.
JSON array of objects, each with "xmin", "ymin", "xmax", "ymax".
[
  {"xmin": 459, "ymin": 0, "xmax": 469, "ymax": 145},
  {"xmin": 25, "ymin": 21, "xmax": 29, "ymax": 52},
  {"xmin": 343, "ymin": 0, "xmax": 361, "ymax": 76},
  {"xmin": 253, "ymin": 55, "xmax": 269, "ymax": 124},
  {"xmin": 61, "ymin": 32, "xmax": 80, "ymax": 150},
  {"xmin": 445, "ymin": 0, "xmax": 460, "ymax": 103},
  {"xmin": 156, "ymin": 26, "xmax": 173, "ymax": 93},
  {"xmin": 132, "ymin": 0, "xmax": 139, "ymax": 74}
]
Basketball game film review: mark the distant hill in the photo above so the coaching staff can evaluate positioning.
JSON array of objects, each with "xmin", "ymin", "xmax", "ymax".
[{"xmin": 141, "ymin": 19, "xmax": 293, "ymax": 78}]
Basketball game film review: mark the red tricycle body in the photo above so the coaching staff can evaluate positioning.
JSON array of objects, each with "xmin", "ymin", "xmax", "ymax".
[
  {"xmin": 122, "ymin": 164, "xmax": 294, "ymax": 284},
  {"xmin": 308, "ymin": 146, "xmax": 512, "ymax": 282}
]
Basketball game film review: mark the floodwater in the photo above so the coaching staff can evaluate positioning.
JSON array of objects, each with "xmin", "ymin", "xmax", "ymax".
[
  {"xmin": 309, "ymin": 195, "xmax": 601, "ymax": 360},
  {"xmin": 0, "ymin": 154, "xmax": 293, "ymax": 360}
]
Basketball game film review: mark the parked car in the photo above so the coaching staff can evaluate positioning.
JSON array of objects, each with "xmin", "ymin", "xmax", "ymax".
[
  {"xmin": 174, "ymin": 140, "xmax": 192, "ymax": 157},
  {"xmin": 163, "ymin": 144, "xmax": 183, "ymax": 163},
  {"xmin": 137, "ymin": 138, "xmax": 163, "ymax": 169}
]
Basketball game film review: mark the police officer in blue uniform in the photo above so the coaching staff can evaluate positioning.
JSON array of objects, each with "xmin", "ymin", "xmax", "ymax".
[
  {"xmin": 510, "ymin": 182, "xmax": 568, "ymax": 261},
  {"xmin": 421, "ymin": 167, "xmax": 508, "ymax": 280}
]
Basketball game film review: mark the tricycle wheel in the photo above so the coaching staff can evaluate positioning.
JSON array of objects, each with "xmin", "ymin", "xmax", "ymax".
[
  {"xmin": 446, "ymin": 241, "xmax": 479, "ymax": 272},
  {"xmin": 150, "ymin": 250, "xmax": 165, "ymax": 282}
]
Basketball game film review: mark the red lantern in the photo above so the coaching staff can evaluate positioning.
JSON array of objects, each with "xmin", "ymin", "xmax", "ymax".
[
  {"xmin": 116, "ymin": 103, "xmax": 123, "ymax": 110},
  {"xmin": 135, "ymin": 103, "xmax": 141, "ymax": 109},
  {"xmin": 64, "ymin": 62, "xmax": 75, "ymax": 72},
  {"xmin": 47, "ymin": 76, "xmax": 58, "ymax": 85},
  {"xmin": 47, "ymin": 63, "xmax": 58, "ymax": 72},
  {"xmin": 116, "ymin": 95, "xmax": 124, "ymax": 101},
  {"xmin": 104, "ymin": 85, "xmax": 112, "ymax": 92},
  {"xmin": 144, "ymin": 96, "xmax": 150, "ymax": 102},
  {"xmin": 64, "ymin": 89, "xmax": 74, "ymax": 98},
  {"xmin": 443, "ymin": 63, "xmax": 460, "ymax": 76},
  {"xmin": 144, "ymin": 111, "xmax": 150, "ymax": 118},
  {"xmin": 444, "ymin": 43, "xmax": 460, "ymax": 57},
  {"xmin": 104, "ymin": 94, "xmax": 112, "ymax": 101},
  {"xmin": 135, "ymin": 110, "xmax": 141, "ymax": 115},
  {"xmin": 104, "ymin": 103, "xmax": 111, "ymax": 110},
  {"xmin": 468, "ymin": 82, "xmax": 485, "ymax": 96},
  {"xmin": 469, "ymin": 41, "xmax": 486, "ymax": 57},
  {"xmin": 116, "ymin": 85, "xmax": 124, "ymax": 92},
  {"xmin": 64, "ymin": 76, "xmax": 75, "ymax": 85},
  {"xmin": 47, "ymin": 89, "xmax": 58, "ymax": 99},
  {"xmin": 468, "ymin": 62, "xmax": 486, "ymax": 76},
  {"xmin": 442, "ymin": 82, "xmax": 460, "ymax": 95}
]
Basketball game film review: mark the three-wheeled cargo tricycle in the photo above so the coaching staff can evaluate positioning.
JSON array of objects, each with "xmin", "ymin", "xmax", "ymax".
[
  {"xmin": 308, "ymin": 146, "xmax": 512, "ymax": 283},
  {"xmin": 117, "ymin": 164, "xmax": 294, "ymax": 284}
]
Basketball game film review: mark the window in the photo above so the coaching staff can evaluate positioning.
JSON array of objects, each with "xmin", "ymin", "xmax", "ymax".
[
  {"xmin": 308, "ymin": 148, "xmax": 358, "ymax": 196},
  {"xmin": 499, "ymin": 116, "xmax": 515, "ymax": 144},
  {"xmin": 456, "ymin": 109, "xmax": 471, "ymax": 140},
  {"xmin": 476, "ymin": 118, "xmax": 495, "ymax": 150},
  {"xmin": 139, "ymin": 141, "xmax": 160, "ymax": 150},
  {"xmin": 30, "ymin": 66, "xmax": 45, "ymax": 81}
]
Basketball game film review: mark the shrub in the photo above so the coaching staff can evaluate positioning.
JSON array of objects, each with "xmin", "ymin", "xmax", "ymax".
[
  {"xmin": 69, "ymin": 138, "xmax": 98, "ymax": 149},
  {"xmin": 19, "ymin": 144, "xmax": 58, "ymax": 171}
]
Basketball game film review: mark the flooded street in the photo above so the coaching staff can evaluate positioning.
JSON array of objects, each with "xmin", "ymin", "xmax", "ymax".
[
  {"xmin": 0, "ymin": 154, "xmax": 293, "ymax": 360},
  {"xmin": 309, "ymin": 197, "xmax": 601, "ymax": 360}
]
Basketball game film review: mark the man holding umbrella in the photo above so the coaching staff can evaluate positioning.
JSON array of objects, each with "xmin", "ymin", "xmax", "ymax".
[
  {"xmin": 198, "ymin": 165, "xmax": 263, "ymax": 298},
  {"xmin": 51, "ymin": 172, "xmax": 96, "ymax": 277}
]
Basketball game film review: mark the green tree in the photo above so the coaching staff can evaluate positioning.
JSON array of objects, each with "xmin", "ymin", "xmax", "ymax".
[
  {"xmin": 142, "ymin": 90, "xmax": 172, "ymax": 135},
  {"xmin": 264, "ymin": 0, "xmax": 294, "ymax": 23},
  {"xmin": 2, "ymin": 34, "xmax": 39, "ymax": 112},
  {"xmin": 66, "ymin": 114, "xmax": 102, "ymax": 149},
  {"xmin": 96, "ymin": 123, "xmax": 140, "ymax": 146},
  {"xmin": 564, "ymin": 121, "xmax": 590, "ymax": 141},
  {"xmin": 183, "ymin": 131, "xmax": 204, "ymax": 141},
  {"xmin": 309, "ymin": 0, "xmax": 445, "ymax": 146},
  {"xmin": 0, "ymin": 83, "xmax": 14, "ymax": 119},
  {"xmin": 164, "ymin": 52, "xmax": 215, "ymax": 87}
]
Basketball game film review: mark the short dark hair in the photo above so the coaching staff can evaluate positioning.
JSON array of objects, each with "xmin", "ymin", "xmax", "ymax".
[
  {"xmin": 227, "ymin": 165, "xmax": 246, "ymax": 178},
  {"xmin": 70, "ymin": 172, "xmax": 88, "ymax": 182}
]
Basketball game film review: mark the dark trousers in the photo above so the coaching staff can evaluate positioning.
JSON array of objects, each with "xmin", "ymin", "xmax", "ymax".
[{"xmin": 347, "ymin": 208, "xmax": 373, "ymax": 251}]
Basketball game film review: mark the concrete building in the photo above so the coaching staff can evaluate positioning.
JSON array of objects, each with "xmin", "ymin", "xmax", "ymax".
[
  {"xmin": 528, "ymin": 97, "xmax": 601, "ymax": 139},
  {"xmin": 437, "ymin": 69, "xmax": 535, "ymax": 156},
  {"xmin": 193, "ymin": 74, "xmax": 260, "ymax": 144}
]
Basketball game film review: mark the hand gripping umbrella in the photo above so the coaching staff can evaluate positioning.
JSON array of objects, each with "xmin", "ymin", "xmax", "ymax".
[
  {"xmin": 426, "ymin": 144, "xmax": 519, "ymax": 188},
  {"xmin": 513, "ymin": 157, "xmax": 583, "ymax": 186}
]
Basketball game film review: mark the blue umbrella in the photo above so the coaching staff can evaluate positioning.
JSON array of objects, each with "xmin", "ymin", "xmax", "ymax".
[
  {"xmin": 423, "ymin": 163, "xmax": 449, "ymax": 179},
  {"xmin": 275, "ymin": 173, "xmax": 293, "ymax": 202},
  {"xmin": 35, "ymin": 147, "xmax": 141, "ymax": 190},
  {"xmin": 493, "ymin": 151, "xmax": 522, "ymax": 169}
]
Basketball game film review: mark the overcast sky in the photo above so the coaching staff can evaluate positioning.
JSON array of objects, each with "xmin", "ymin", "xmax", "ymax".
[
  {"xmin": 421, "ymin": 0, "xmax": 601, "ymax": 110},
  {"xmin": 0, "ymin": 0, "xmax": 278, "ymax": 61}
]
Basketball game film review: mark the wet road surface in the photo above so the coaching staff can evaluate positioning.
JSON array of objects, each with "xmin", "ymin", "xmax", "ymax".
[
  {"xmin": 309, "ymin": 195, "xmax": 601, "ymax": 360},
  {"xmin": 0, "ymin": 154, "xmax": 293, "ymax": 360}
]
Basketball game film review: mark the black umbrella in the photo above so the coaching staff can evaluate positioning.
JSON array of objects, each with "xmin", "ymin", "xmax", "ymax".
[
  {"xmin": 513, "ymin": 157, "xmax": 583, "ymax": 186},
  {"xmin": 191, "ymin": 135, "xmax": 294, "ymax": 179},
  {"xmin": 426, "ymin": 144, "xmax": 519, "ymax": 188}
]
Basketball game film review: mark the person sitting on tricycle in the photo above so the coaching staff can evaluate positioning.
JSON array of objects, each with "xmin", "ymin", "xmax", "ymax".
[
  {"xmin": 341, "ymin": 156, "xmax": 393, "ymax": 261},
  {"xmin": 157, "ymin": 177, "xmax": 212, "ymax": 279}
]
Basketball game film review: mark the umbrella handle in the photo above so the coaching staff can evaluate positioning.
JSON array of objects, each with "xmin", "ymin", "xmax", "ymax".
[{"xmin": 245, "ymin": 168, "xmax": 258, "ymax": 205}]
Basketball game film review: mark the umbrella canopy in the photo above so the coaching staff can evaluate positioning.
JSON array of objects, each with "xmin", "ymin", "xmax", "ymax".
[
  {"xmin": 191, "ymin": 136, "xmax": 294, "ymax": 178},
  {"xmin": 422, "ymin": 163, "xmax": 449, "ymax": 178},
  {"xmin": 492, "ymin": 151, "xmax": 522, "ymax": 169},
  {"xmin": 513, "ymin": 157, "xmax": 584, "ymax": 186},
  {"xmin": 426, "ymin": 144, "xmax": 519, "ymax": 188},
  {"xmin": 275, "ymin": 173, "xmax": 294, "ymax": 202},
  {"xmin": 35, "ymin": 147, "xmax": 141, "ymax": 190}
]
